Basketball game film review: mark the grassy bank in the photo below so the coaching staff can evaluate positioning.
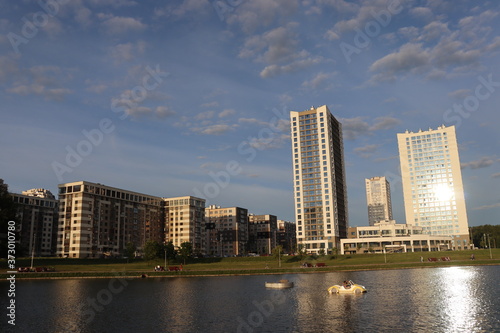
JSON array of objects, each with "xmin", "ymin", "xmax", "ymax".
[{"xmin": 2, "ymin": 249, "xmax": 499, "ymax": 279}]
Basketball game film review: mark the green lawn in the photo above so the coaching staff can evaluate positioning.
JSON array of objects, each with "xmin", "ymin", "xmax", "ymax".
[{"xmin": 2, "ymin": 249, "xmax": 499, "ymax": 279}]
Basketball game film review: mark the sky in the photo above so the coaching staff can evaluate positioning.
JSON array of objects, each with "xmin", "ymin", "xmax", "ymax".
[{"xmin": 0, "ymin": 0, "xmax": 499, "ymax": 228}]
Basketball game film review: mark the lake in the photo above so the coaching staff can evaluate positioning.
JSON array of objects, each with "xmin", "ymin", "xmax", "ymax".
[{"xmin": 2, "ymin": 265, "xmax": 500, "ymax": 332}]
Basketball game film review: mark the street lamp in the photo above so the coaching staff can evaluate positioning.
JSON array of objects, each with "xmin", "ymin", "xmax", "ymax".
[{"xmin": 487, "ymin": 234, "xmax": 492, "ymax": 259}]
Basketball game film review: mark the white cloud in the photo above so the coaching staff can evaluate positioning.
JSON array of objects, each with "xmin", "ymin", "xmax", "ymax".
[
  {"xmin": 260, "ymin": 55, "xmax": 322, "ymax": 78},
  {"xmin": 330, "ymin": 0, "xmax": 403, "ymax": 37},
  {"xmin": 8, "ymin": 84, "xmax": 72, "ymax": 101},
  {"xmin": 461, "ymin": 157, "xmax": 496, "ymax": 170},
  {"xmin": 157, "ymin": 0, "xmax": 211, "ymax": 19},
  {"xmin": 100, "ymin": 15, "xmax": 147, "ymax": 35},
  {"xmin": 227, "ymin": 0, "xmax": 299, "ymax": 34},
  {"xmin": 219, "ymin": 109, "xmax": 236, "ymax": 118},
  {"xmin": 201, "ymin": 101, "xmax": 219, "ymax": 108},
  {"xmin": 472, "ymin": 202, "xmax": 500, "ymax": 210},
  {"xmin": 409, "ymin": 6, "xmax": 433, "ymax": 20},
  {"xmin": 369, "ymin": 43, "xmax": 430, "ymax": 82},
  {"xmin": 448, "ymin": 89, "xmax": 471, "ymax": 100},
  {"xmin": 301, "ymin": 72, "xmax": 336, "ymax": 90},
  {"xmin": 369, "ymin": 116, "xmax": 401, "ymax": 131},
  {"xmin": 354, "ymin": 144, "xmax": 380, "ymax": 158},
  {"xmin": 340, "ymin": 116, "xmax": 401, "ymax": 140},
  {"xmin": 192, "ymin": 124, "xmax": 237, "ymax": 135},
  {"xmin": 109, "ymin": 41, "xmax": 146, "ymax": 63}
]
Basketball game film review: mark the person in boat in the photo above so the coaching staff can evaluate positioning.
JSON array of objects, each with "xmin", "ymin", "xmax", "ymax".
[{"xmin": 343, "ymin": 280, "xmax": 351, "ymax": 289}]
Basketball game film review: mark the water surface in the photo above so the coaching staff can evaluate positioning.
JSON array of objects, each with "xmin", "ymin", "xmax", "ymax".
[{"xmin": 2, "ymin": 266, "xmax": 499, "ymax": 332}]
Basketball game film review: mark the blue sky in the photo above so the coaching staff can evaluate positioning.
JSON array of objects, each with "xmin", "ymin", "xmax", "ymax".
[{"xmin": 1, "ymin": 0, "xmax": 499, "ymax": 227}]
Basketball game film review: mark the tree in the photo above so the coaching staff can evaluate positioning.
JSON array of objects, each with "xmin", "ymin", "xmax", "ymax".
[
  {"xmin": 318, "ymin": 248, "xmax": 325, "ymax": 256},
  {"xmin": 0, "ymin": 179, "xmax": 17, "ymax": 257},
  {"xmin": 124, "ymin": 242, "xmax": 136, "ymax": 259},
  {"xmin": 164, "ymin": 241, "xmax": 177, "ymax": 265},
  {"xmin": 470, "ymin": 225, "xmax": 500, "ymax": 249},
  {"xmin": 297, "ymin": 243, "xmax": 306, "ymax": 259},
  {"xmin": 179, "ymin": 241, "xmax": 193, "ymax": 265},
  {"xmin": 143, "ymin": 240, "xmax": 162, "ymax": 261},
  {"xmin": 272, "ymin": 245, "xmax": 283, "ymax": 259}
]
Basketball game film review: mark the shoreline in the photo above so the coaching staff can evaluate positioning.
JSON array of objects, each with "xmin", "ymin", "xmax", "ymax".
[{"xmin": 3, "ymin": 261, "xmax": 499, "ymax": 280}]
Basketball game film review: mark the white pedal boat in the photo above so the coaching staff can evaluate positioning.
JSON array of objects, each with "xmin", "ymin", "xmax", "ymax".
[{"xmin": 328, "ymin": 280, "xmax": 367, "ymax": 294}]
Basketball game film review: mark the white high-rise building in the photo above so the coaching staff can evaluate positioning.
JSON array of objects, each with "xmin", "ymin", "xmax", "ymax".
[
  {"xmin": 397, "ymin": 125, "xmax": 470, "ymax": 249},
  {"xmin": 290, "ymin": 105, "xmax": 348, "ymax": 254},
  {"xmin": 365, "ymin": 176, "xmax": 393, "ymax": 226}
]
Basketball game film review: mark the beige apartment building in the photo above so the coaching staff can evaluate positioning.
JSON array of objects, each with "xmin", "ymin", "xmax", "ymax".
[
  {"xmin": 397, "ymin": 125, "xmax": 470, "ymax": 249},
  {"xmin": 205, "ymin": 205, "xmax": 248, "ymax": 256},
  {"xmin": 11, "ymin": 188, "xmax": 58, "ymax": 256},
  {"xmin": 56, "ymin": 181, "xmax": 164, "ymax": 258},
  {"xmin": 164, "ymin": 196, "xmax": 205, "ymax": 254},
  {"xmin": 290, "ymin": 105, "xmax": 348, "ymax": 254},
  {"xmin": 341, "ymin": 220, "xmax": 453, "ymax": 254},
  {"xmin": 365, "ymin": 176, "xmax": 393, "ymax": 226}
]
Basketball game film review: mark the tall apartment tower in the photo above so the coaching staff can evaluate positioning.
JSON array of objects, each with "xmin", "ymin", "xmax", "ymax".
[
  {"xmin": 164, "ymin": 196, "xmax": 206, "ymax": 254},
  {"xmin": 290, "ymin": 105, "xmax": 348, "ymax": 253},
  {"xmin": 56, "ymin": 181, "xmax": 164, "ymax": 258},
  {"xmin": 365, "ymin": 177, "xmax": 393, "ymax": 226},
  {"xmin": 397, "ymin": 125, "xmax": 470, "ymax": 249}
]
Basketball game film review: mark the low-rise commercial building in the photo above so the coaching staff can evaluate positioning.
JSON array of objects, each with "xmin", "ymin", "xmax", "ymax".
[{"xmin": 341, "ymin": 220, "xmax": 452, "ymax": 254}]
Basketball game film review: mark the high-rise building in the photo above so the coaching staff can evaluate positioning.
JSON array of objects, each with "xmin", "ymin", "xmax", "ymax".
[
  {"xmin": 365, "ymin": 176, "xmax": 393, "ymax": 226},
  {"xmin": 277, "ymin": 220, "xmax": 296, "ymax": 254},
  {"xmin": 205, "ymin": 205, "xmax": 248, "ymax": 257},
  {"xmin": 56, "ymin": 181, "xmax": 164, "ymax": 258},
  {"xmin": 290, "ymin": 105, "xmax": 348, "ymax": 254},
  {"xmin": 164, "ymin": 196, "xmax": 206, "ymax": 254},
  {"xmin": 10, "ymin": 188, "xmax": 58, "ymax": 256},
  {"xmin": 397, "ymin": 125, "xmax": 470, "ymax": 249},
  {"xmin": 248, "ymin": 214, "xmax": 277, "ymax": 255}
]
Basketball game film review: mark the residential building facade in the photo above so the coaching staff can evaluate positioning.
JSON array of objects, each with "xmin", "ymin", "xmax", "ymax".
[
  {"xmin": 365, "ymin": 176, "xmax": 393, "ymax": 226},
  {"xmin": 277, "ymin": 220, "xmax": 296, "ymax": 254},
  {"xmin": 11, "ymin": 189, "xmax": 58, "ymax": 256},
  {"xmin": 56, "ymin": 181, "xmax": 164, "ymax": 258},
  {"xmin": 164, "ymin": 196, "xmax": 206, "ymax": 254},
  {"xmin": 397, "ymin": 125, "xmax": 470, "ymax": 249},
  {"xmin": 248, "ymin": 214, "xmax": 277, "ymax": 255},
  {"xmin": 205, "ymin": 205, "xmax": 248, "ymax": 256},
  {"xmin": 290, "ymin": 105, "xmax": 348, "ymax": 254}
]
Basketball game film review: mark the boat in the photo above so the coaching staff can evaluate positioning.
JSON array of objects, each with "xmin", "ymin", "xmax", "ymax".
[
  {"xmin": 265, "ymin": 279, "xmax": 294, "ymax": 289},
  {"xmin": 328, "ymin": 280, "xmax": 367, "ymax": 294}
]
